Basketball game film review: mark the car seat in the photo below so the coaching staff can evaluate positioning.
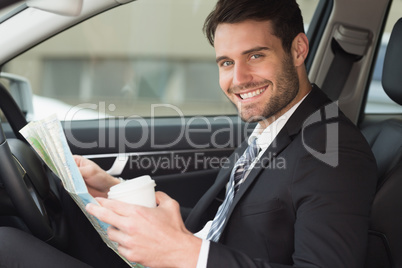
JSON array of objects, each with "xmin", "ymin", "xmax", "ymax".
[{"xmin": 362, "ymin": 18, "xmax": 402, "ymax": 268}]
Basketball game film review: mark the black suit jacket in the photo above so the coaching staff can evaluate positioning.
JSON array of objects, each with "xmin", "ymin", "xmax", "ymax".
[{"xmin": 185, "ymin": 86, "xmax": 377, "ymax": 268}]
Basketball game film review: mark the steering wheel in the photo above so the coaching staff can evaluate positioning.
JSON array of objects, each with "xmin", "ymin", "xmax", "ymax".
[{"xmin": 0, "ymin": 83, "xmax": 67, "ymax": 248}]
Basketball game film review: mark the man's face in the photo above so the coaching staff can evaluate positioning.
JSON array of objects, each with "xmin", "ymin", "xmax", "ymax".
[{"xmin": 214, "ymin": 20, "xmax": 300, "ymax": 124}]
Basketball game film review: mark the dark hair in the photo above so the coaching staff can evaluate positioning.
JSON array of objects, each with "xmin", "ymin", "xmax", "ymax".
[{"xmin": 203, "ymin": 0, "xmax": 305, "ymax": 53}]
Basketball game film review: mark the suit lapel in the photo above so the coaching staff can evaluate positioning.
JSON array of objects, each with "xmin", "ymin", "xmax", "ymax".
[
  {"xmin": 234, "ymin": 128, "xmax": 292, "ymax": 201},
  {"xmin": 220, "ymin": 127, "xmax": 293, "ymax": 235},
  {"xmin": 185, "ymin": 142, "xmax": 248, "ymax": 232}
]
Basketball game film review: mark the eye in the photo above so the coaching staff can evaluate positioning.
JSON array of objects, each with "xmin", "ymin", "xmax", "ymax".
[
  {"xmin": 221, "ymin": 60, "xmax": 233, "ymax": 67},
  {"xmin": 250, "ymin": 54, "xmax": 263, "ymax": 60}
]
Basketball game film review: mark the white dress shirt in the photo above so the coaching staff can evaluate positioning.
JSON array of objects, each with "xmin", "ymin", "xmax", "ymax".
[{"xmin": 195, "ymin": 95, "xmax": 307, "ymax": 268}]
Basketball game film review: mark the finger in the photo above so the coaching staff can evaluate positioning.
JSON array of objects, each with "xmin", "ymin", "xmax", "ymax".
[
  {"xmin": 78, "ymin": 164, "xmax": 93, "ymax": 178},
  {"xmin": 117, "ymin": 245, "xmax": 140, "ymax": 264},
  {"xmin": 72, "ymin": 155, "xmax": 91, "ymax": 176},
  {"xmin": 107, "ymin": 226, "xmax": 125, "ymax": 244},
  {"xmin": 107, "ymin": 226, "xmax": 134, "ymax": 250},
  {"xmin": 155, "ymin": 191, "xmax": 171, "ymax": 205},
  {"xmin": 155, "ymin": 192, "xmax": 180, "ymax": 213},
  {"xmin": 95, "ymin": 197, "xmax": 144, "ymax": 217},
  {"xmin": 76, "ymin": 159, "xmax": 98, "ymax": 179},
  {"xmin": 73, "ymin": 155, "xmax": 83, "ymax": 166},
  {"xmin": 86, "ymin": 202, "xmax": 125, "ymax": 228}
]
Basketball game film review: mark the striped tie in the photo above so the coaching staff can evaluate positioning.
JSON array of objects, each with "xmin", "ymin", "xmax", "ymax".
[{"xmin": 206, "ymin": 139, "xmax": 260, "ymax": 242}]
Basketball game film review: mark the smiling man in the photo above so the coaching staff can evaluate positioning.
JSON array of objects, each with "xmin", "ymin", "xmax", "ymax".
[
  {"xmin": 83, "ymin": 0, "xmax": 377, "ymax": 267},
  {"xmin": 0, "ymin": 0, "xmax": 377, "ymax": 267},
  {"xmin": 213, "ymin": 19, "xmax": 310, "ymax": 128}
]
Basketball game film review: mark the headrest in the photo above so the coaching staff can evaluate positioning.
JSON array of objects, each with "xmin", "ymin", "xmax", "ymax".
[{"xmin": 382, "ymin": 18, "xmax": 402, "ymax": 105}]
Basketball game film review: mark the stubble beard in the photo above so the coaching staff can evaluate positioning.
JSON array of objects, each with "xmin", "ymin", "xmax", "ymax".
[{"xmin": 237, "ymin": 54, "xmax": 300, "ymax": 123}]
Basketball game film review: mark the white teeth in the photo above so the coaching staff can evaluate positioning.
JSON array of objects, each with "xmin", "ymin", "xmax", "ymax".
[{"xmin": 240, "ymin": 88, "xmax": 265, "ymax": 99}]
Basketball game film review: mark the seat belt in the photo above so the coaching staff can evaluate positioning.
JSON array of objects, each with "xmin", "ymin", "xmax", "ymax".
[
  {"xmin": 0, "ymin": 82, "xmax": 28, "ymax": 141},
  {"xmin": 321, "ymin": 25, "xmax": 371, "ymax": 101}
]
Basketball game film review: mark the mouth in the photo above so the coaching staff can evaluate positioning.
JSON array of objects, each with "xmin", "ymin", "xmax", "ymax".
[{"xmin": 237, "ymin": 87, "xmax": 267, "ymax": 100}]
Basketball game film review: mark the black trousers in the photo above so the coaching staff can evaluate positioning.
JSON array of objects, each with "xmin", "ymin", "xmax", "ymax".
[{"xmin": 0, "ymin": 179, "xmax": 129, "ymax": 268}]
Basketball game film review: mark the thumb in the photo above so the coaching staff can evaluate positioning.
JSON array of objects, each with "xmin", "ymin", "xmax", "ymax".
[{"xmin": 155, "ymin": 191, "xmax": 172, "ymax": 206}]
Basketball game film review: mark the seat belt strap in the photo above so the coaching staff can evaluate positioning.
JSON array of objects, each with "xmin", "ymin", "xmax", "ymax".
[{"xmin": 321, "ymin": 39, "xmax": 362, "ymax": 101}]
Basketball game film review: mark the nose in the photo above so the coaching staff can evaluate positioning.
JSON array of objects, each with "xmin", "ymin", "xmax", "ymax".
[{"xmin": 233, "ymin": 62, "xmax": 252, "ymax": 86}]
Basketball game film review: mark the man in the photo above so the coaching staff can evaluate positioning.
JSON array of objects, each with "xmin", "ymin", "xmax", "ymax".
[
  {"xmin": 82, "ymin": 0, "xmax": 377, "ymax": 266},
  {"xmin": 0, "ymin": 0, "xmax": 377, "ymax": 267}
]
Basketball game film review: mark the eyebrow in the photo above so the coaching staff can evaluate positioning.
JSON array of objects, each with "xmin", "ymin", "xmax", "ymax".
[{"xmin": 215, "ymin": 46, "xmax": 270, "ymax": 64}]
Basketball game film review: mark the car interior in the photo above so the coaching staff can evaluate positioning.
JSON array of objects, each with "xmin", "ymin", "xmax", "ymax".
[{"xmin": 0, "ymin": 0, "xmax": 401, "ymax": 266}]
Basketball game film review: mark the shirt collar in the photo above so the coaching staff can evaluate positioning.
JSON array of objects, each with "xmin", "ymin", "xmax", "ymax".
[{"xmin": 248, "ymin": 92, "xmax": 309, "ymax": 151}]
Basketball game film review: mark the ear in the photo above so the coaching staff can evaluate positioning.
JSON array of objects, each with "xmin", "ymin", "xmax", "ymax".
[{"xmin": 291, "ymin": 33, "xmax": 309, "ymax": 66}]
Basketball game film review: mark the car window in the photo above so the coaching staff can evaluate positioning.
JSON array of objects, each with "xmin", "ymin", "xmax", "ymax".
[
  {"xmin": 365, "ymin": 0, "xmax": 402, "ymax": 114},
  {"xmin": 2, "ymin": 0, "xmax": 320, "ymax": 121}
]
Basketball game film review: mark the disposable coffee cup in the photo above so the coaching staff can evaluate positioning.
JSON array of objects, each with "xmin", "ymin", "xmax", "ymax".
[{"xmin": 108, "ymin": 175, "xmax": 156, "ymax": 208}]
